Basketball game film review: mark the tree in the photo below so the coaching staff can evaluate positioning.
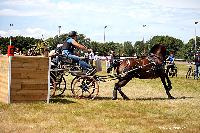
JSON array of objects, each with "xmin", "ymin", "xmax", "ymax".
[
  {"xmin": 133, "ymin": 41, "xmax": 144, "ymax": 56},
  {"xmin": 0, "ymin": 36, "xmax": 38, "ymax": 54},
  {"xmin": 148, "ymin": 36, "xmax": 184, "ymax": 58},
  {"xmin": 184, "ymin": 36, "xmax": 200, "ymax": 61},
  {"xmin": 123, "ymin": 41, "xmax": 134, "ymax": 56}
]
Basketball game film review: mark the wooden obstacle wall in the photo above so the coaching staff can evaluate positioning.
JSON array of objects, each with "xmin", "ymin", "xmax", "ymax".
[
  {"xmin": 0, "ymin": 56, "xmax": 9, "ymax": 103},
  {"xmin": 0, "ymin": 56, "xmax": 50, "ymax": 103}
]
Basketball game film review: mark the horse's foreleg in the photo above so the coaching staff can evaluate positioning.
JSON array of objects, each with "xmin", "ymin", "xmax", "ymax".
[
  {"xmin": 112, "ymin": 76, "xmax": 132, "ymax": 100},
  {"xmin": 160, "ymin": 74, "xmax": 174, "ymax": 99},
  {"xmin": 118, "ymin": 87, "xmax": 130, "ymax": 100},
  {"xmin": 165, "ymin": 73, "xmax": 172, "ymax": 91},
  {"xmin": 112, "ymin": 86, "xmax": 118, "ymax": 100}
]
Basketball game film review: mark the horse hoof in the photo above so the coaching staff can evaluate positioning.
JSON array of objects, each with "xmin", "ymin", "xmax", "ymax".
[
  {"xmin": 112, "ymin": 97, "xmax": 117, "ymax": 100},
  {"xmin": 168, "ymin": 96, "xmax": 175, "ymax": 99},
  {"xmin": 123, "ymin": 97, "xmax": 130, "ymax": 100}
]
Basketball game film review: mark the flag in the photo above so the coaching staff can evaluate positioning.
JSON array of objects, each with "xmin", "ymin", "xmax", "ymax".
[{"xmin": 195, "ymin": 22, "xmax": 198, "ymax": 24}]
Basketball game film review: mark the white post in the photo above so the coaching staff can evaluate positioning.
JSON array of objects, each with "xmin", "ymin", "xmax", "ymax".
[
  {"xmin": 142, "ymin": 25, "xmax": 147, "ymax": 55},
  {"xmin": 104, "ymin": 26, "xmax": 107, "ymax": 43},
  {"xmin": 195, "ymin": 22, "xmax": 198, "ymax": 51},
  {"xmin": 142, "ymin": 25, "xmax": 146, "ymax": 43},
  {"xmin": 8, "ymin": 56, "xmax": 12, "ymax": 103},
  {"xmin": 58, "ymin": 26, "xmax": 61, "ymax": 36},
  {"xmin": 9, "ymin": 24, "xmax": 13, "ymax": 46},
  {"xmin": 47, "ymin": 57, "xmax": 51, "ymax": 103}
]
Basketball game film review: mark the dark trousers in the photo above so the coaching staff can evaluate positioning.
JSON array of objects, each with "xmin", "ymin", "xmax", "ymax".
[{"xmin": 195, "ymin": 63, "xmax": 200, "ymax": 79}]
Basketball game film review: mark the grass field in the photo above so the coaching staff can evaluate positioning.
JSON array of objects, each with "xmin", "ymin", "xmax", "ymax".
[{"xmin": 0, "ymin": 61, "xmax": 200, "ymax": 133}]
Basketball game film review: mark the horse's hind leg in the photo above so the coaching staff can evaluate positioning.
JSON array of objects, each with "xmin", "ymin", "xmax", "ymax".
[
  {"xmin": 160, "ymin": 74, "xmax": 174, "ymax": 99},
  {"xmin": 112, "ymin": 76, "xmax": 132, "ymax": 100}
]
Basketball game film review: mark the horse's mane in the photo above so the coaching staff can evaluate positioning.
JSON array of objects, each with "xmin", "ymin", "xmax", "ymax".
[{"xmin": 149, "ymin": 44, "xmax": 166, "ymax": 58}]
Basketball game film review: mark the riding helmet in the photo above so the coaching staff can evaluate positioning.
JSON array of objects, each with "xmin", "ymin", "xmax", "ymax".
[{"xmin": 68, "ymin": 31, "xmax": 78, "ymax": 37}]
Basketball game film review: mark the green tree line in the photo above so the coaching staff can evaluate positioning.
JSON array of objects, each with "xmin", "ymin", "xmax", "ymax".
[{"xmin": 0, "ymin": 33, "xmax": 199, "ymax": 59}]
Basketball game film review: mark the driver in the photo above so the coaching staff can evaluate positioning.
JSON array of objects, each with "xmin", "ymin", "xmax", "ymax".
[
  {"xmin": 166, "ymin": 51, "xmax": 175, "ymax": 74},
  {"xmin": 62, "ymin": 31, "xmax": 96, "ymax": 75}
]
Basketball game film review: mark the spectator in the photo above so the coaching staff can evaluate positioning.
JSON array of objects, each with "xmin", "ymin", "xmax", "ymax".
[
  {"xmin": 105, "ymin": 56, "xmax": 110, "ymax": 71},
  {"xmin": 88, "ymin": 49, "xmax": 94, "ymax": 66},
  {"xmin": 14, "ymin": 47, "xmax": 22, "ymax": 55},
  {"xmin": 109, "ymin": 50, "xmax": 117, "ymax": 75},
  {"xmin": 194, "ymin": 51, "xmax": 200, "ymax": 79},
  {"xmin": 94, "ymin": 52, "xmax": 102, "ymax": 72},
  {"xmin": 166, "ymin": 51, "xmax": 175, "ymax": 75}
]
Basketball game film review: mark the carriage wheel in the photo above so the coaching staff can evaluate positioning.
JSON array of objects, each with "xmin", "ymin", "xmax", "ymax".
[
  {"xmin": 71, "ymin": 76, "xmax": 78, "ymax": 93},
  {"xmin": 71, "ymin": 76, "xmax": 99, "ymax": 100},
  {"xmin": 50, "ymin": 76, "xmax": 67, "ymax": 97}
]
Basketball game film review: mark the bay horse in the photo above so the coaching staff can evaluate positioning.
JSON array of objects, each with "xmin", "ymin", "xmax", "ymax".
[{"xmin": 108, "ymin": 44, "xmax": 174, "ymax": 100}]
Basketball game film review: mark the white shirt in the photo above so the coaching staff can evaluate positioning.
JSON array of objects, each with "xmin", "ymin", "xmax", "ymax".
[{"xmin": 89, "ymin": 52, "xmax": 94, "ymax": 60}]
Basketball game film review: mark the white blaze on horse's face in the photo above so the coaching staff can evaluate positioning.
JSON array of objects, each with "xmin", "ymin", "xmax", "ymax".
[{"xmin": 127, "ymin": 59, "xmax": 131, "ymax": 66}]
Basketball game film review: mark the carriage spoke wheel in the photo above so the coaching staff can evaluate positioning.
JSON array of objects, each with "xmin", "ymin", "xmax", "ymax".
[
  {"xmin": 71, "ymin": 76, "xmax": 99, "ymax": 100},
  {"xmin": 50, "ymin": 76, "xmax": 66, "ymax": 97}
]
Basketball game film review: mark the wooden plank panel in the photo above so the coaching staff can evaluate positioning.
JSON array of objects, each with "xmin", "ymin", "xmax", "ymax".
[
  {"xmin": 11, "ymin": 73, "xmax": 22, "ymax": 79},
  {"xmin": 11, "ymin": 90, "xmax": 48, "ymax": 95},
  {"xmin": 21, "ymin": 73, "xmax": 48, "ymax": 79},
  {"xmin": 11, "ymin": 68, "xmax": 48, "ymax": 73},
  {"xmin": 10, "ymin": 95, "xmax": 47, "ymax": 102},
  {"xmin": 12, "ymin": 100, "xmax": 46, "ymax": 103},
  {"xmin": 0, "ymin": 97, "xmax": 8, "ymax": 103},
  {"xmin": 11, "ymin": 72, "xmax": 47, "ymax": 79},
  {"xmin": 21, "ymin": 84, "xmax": 48, "ymax": 90},
  {"xmin": 12, "ymin": 58, "xmax": 48, "ymax": 65},
  {"xmin": 1, "ymin": 78, "xmax": 9, "ymax": 83},
  {"xmin": 0, "ymin": 56, "xmax": 9, "ymax": 103},
  {"xmin": 0, "ymin": 92, "xmax": 8, "ymax": 97},
  {"xmin": 11, "ymin": 84, "xmax": 47, "ymax": 91},
  {"xmin": 10, "ymin": 61, "xmax": 23, "ymax": 68},
  {"xmin": 11, "ymin": 79, "xmax": 48, "ymax": 84},
  {"xmin": 0, "ymin": 89, "xmax": 9, "ymax": 94},
  {"xmin": 10, "ymin": 83, "xmax": 22, "ymax": 90}
]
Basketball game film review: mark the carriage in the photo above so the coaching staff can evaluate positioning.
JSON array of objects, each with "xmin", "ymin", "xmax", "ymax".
[{"xmin": 49, "ymin": 48, "xmax": 102, "ymax": 99}]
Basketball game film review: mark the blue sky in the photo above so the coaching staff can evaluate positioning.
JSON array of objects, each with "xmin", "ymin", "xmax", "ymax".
[{"xmin": 0, "ymin": 0, "xmax": 200, "ymax": 43}]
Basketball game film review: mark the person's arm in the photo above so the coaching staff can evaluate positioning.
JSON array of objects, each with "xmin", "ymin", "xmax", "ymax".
[{"xmin": 72, "ymin": 39, "xmax": 88, "ymax": 51}]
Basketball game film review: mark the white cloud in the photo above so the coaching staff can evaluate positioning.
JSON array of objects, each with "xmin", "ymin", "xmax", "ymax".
[
  {"xmin": 0, "ymin": 27, "xmax": 52, "ymax": 39},
  {"xmin": 26, "ymin": 27, "xmax": 54, "ymax": 39},
  {"xmin": 0, "ymin": 30, "xmax": 7, "ymax": 37},
  {"xmin": 153, "ymin": 0, "xmax": 200, "ymax": 9},
  {"xmin": 0, "ymin": 8, "xmax": 47, "ymax": 16},
  {"xmin": 0, "ymin": 29, "xmax": 21, "ymax": 37}
]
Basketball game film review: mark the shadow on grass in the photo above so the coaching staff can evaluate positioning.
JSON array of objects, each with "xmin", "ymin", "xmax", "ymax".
[
  {"xmin": 94, "ymin": 96, "xmax": 194, "ymax": 101},
  {"xmin": 133, "ymin": 96, "xmax": 194, "ymax": 101},
  {"xmin": 95, "ymin": 96, "xmax": 112, "ymax": 100},
  {"xmin": 50, "ymin": 95, "xmax": 76, "ymax": 104}
]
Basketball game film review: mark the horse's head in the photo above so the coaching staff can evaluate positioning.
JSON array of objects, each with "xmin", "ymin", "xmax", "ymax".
[{"xmin": 150, "ymin": 44, "xmax": 166, "ymax": 63}]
